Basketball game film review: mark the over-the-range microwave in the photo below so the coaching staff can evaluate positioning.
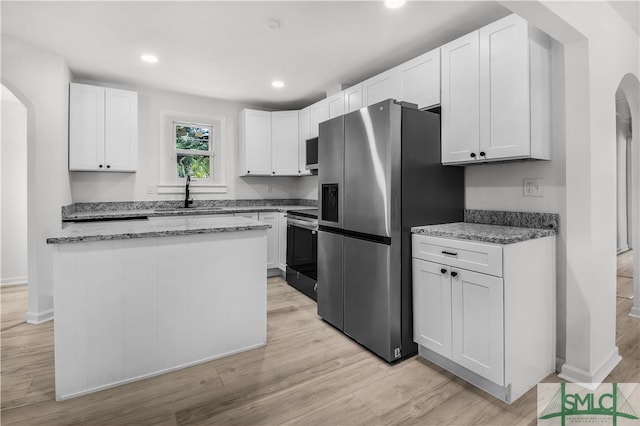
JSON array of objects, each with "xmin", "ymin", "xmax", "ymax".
[{"xmin": 305, "ymin": 137, "xmax": 318, "ymax": 170}]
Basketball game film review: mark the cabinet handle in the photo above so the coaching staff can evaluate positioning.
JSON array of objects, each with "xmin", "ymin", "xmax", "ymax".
[
  {"xmin": 440, "ymin": 268, "xmax": 447, "ymax": 274},
  {"xmin": 479, "ymin": 151, "xmax": 486, "ymax": 157},
  {"xmin": 442, "ymin": 250, "xmax": 457, "ymax": 256},
  {"xmin": 450, "ymin": 271, "xmax": 458, "ymax": 277}
]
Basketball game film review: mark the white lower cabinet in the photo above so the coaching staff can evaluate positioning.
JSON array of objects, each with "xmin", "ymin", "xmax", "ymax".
[
  {"xmin": 235, "ymin": 212, "xmax": 286, "ymax": 275},
  {"xmin": 412, "ymin": 234, "xmax": 555, "ymax": 403},
  {"xmin": 278, "ymin": 213, "xmax": 287, "ymax": 271}
]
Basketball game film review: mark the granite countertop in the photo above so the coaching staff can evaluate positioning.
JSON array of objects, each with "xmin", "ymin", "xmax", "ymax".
[
  {"xmin": 62, "ymin": 205, "xmax": 315, "ymax": 222},
  {"xmin": 411, "ymin": 222, "xmax": 557, "ymax": 245},
  {"xmin": 47, "ymin": 216, "xmax": 270, "ymax": 244}
]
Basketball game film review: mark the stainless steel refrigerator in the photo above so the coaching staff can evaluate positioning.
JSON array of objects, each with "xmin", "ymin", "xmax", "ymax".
[{"xmin": 317, "ymin": 99, "xmax": 464, "ymax": 362}]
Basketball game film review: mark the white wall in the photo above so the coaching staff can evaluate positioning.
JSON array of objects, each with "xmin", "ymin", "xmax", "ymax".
[
  {"xmin": 502, "ymin": 0, "xmax": 640, "ymax": 382},
  {"xmin": 1, "ymin": 89, "xmax": 28, "ymax": 285},
  {"xmin": 1, "ymin": 35, "xmax": 73, "ymax": 323},
  {"xmin": 298, "ymin": 175, "xmax": 318, "ymax": 200},
  {"xmin": 70, "ymin": 84, "xmax": 301, "ymax": 203}
]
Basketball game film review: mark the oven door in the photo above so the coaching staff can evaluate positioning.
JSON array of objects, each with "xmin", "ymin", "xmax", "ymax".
[{"xmin": 286, "ymin": 219, "xmax": 317, "ymax": 280}]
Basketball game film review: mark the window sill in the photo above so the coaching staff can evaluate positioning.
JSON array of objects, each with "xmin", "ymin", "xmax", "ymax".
[{"xmin": 157, "ymin": 183, "xmax": 228, "ymax": 194}]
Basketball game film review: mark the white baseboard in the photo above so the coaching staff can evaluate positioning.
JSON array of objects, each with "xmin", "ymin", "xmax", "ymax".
[
  {"xmin": 558, "ymin": 347, "xmax": 622, "ymax": 385},
  {"xmin": 25, "ymin": 308, "xmax": 54, "ymax": 324},
  {"xmin": 630, "ymin": 305, "xmax": 640, "ymax": 318},
  {"xmin": 1, "ymin": 276, "xmax": 28, "ymax": 286}
]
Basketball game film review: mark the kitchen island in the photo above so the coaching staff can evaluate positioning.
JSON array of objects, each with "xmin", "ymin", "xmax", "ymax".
[{"xmin": 47, "ymin": 216, "xmax": 269, "ymax": 400}]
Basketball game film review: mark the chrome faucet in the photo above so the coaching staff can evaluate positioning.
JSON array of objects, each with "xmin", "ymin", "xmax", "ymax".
[{"xmin": 184, "ymin": 175, "xmax": 193, "ymax": 208}]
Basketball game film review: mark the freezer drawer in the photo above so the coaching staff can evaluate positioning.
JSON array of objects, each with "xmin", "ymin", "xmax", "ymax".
[
  {"xmin": 317, "ymin": 230, "xmax": 344, "ymax": 330},
  {"xmin": 343, "ymin": 236, "xmax": 401, "ymax": 362}
]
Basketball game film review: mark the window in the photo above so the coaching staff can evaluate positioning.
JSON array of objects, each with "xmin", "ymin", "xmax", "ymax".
[
  {"xmin": 174, "ymin": 123, "xmax": 212, "ymax": 178},
  {"xmin": 158, "ymin": 111, "xmax": 226, "ymax": 194}
]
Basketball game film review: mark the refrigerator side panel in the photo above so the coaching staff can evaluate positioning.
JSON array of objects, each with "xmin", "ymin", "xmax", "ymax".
[
  {"xmin": 318, "ymin": 116, "xmax": 345, "ymax": 229},
  {"xmin": 343, "ymin": 100, "xmax": 395, "ymax": 238},
  {"xmin": 317, "ymin": 230, "xmax": 344, "ymax": 330},
  {"xmin": 344, "ymin": 236, "xmax": 399, "ymax": 362}
]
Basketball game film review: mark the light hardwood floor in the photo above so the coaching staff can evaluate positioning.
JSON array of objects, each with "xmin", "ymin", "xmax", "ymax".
[{"xmin": 1, "ymin": 254, "xmax": 638, "ymax": 425}]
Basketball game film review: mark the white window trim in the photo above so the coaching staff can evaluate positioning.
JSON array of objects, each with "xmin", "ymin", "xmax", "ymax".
[{"xmin": 158, "ymin": 110, "xmax": 227, "ymax": 194}]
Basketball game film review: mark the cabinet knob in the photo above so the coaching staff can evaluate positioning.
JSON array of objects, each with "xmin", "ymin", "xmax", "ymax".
[
  {"xmin": 247, "ymin": 170, "xmax": 250, "ymax": 174},
  {"xmin": 479, "ymin": 151, "xmax": 486, "ymax": 157},
  {"xmin": 272, "ymin": 171, "xmax": 275, "ymax": 175},
  {"xmin": 106, "ymin": 165, "xmax": 111, "ymax": 169},
  {"xmin": 451, "ymin": 271, "xmax": 458, "ymax": 277},
  {"xmin": 470, "ymin": 153, "xmax": 477, "ymax": 158},
  {"xmin": 441, "ymin": 268, "xmax": 447, "ymax": 274},
  {"xmin": 98, "ymin": 164, "xmax": 103, "ymax": 168}
]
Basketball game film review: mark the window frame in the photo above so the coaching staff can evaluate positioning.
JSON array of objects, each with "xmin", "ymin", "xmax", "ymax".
[{"xmin": 158, "ymin": 110, "xmax": 227, "ymax": 194}]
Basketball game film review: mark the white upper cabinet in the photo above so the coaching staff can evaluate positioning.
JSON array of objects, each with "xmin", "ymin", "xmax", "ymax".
[
  {"xmin": 441, "ymin": 32, "xmax": 481, "ymax": 164},
  {"xmin": 397, "ymin": 48, "xmax": 441, "ymax": 110},
  {"xmin": 271, "ymin": 111, "xmax": 299, "ymax": 176},
  {"xmin": 69, "ymin": 83, "xmax": 138, "ymax": 172},
  {"xmin": 344, "ymin": 84, "xmax": 363, "ymax": 113},
  {"xmin": 362, "ymin": 68, "xmax": 401, "ymax": 107},
  {"xmin": 239, "ymin": 109, "xmax": 272, "ymax": 176},
  {"xmin": 298, "ymin": 107, "xmax": 312, "ymax": 175},
  {"xmin": 308, "ymin": 99, "xmax": 329, "ymax": 138},
  {"xmin": 326, "ymin": 92, "xmax": 345, "ymax": 119},
  {"xmin": 239, "ymin": 109, "xmax": 299, "ymax": 176},
  {"xmin": 441, "ymin": 14, "xmax": 551, "ymax": 165}
]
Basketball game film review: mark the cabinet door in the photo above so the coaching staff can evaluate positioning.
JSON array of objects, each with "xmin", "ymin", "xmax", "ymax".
[
  {"xmin": 412, "ymin": 259, "xmax": 452, "ymax": 358},
  {"xmin": 479, "ymin": 14, "xmax": 531, "ymax": 160},
  {"xmin": 278, "ymin": 213, "xmax": 287, "ymax": 271},
  {"xmin": 362, "ymin": 68, "xmax": 401, "ymax": 107},
  {"xmin": 441, "ymin": 31, "xmax": 480, "ymax": 164},
  {"xmin": 308, "ymin": 100, "xmax": 328, "ymax": 138},
  {"xmin": 271, "ymin": 111, "xmax": 299, "ymax": 176},
  {"xmin": 327, "ymin": 92, "xmax": 345, "ymax": 119},
  {"xmin": 298, "ymin": 107, "xmax": 311, "ymax": 175},
  {"xmin": 69, "ymin": 83, "xmax": 105, "ymax": 171},
  {"xmin": 241, "ymin": 109, "xmax": 272, "ymax": 175},
  {"xmin": 105, "ymin": 88, "xmax": 138, "ymax": 171},
  {"xmin": 451, "ymin": 268, "xmax": 504, "ymax": 385},
  {"xmin": 398, "ymin": 49, "xmax": 440, "ymax": 109},
  {"xmin": 344, "ymin": 84, "xmax": 363, "ymax": 113},
  {"xmin": 258, "ymin": 212, "xmax": 279, "ymax": 270}
]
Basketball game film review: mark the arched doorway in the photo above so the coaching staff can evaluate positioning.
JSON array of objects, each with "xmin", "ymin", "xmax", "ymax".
[
  {"xmin": 616, "ymin": 74, "xmax": 640, "ymax": 318},
  {"xmin": 1, "ymin": 84, "xmax": 29, "ymax": 327}
]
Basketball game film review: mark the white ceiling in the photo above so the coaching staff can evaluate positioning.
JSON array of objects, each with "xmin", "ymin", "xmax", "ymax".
[{"xmin": 1, "ymin": 1, "xmax": 513, "ymax": 110}]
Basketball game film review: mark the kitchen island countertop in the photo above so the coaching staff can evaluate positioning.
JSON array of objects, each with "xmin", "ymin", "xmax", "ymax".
[
  {"xmin": 411, "ymin": 222, "xmax": 557, "ymax": 245},
  {"xmin": 47, "ymin": 215, "xmax": 269, "ymax": 244}
]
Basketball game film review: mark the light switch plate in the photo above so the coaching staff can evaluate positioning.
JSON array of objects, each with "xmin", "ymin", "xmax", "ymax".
[{"xmin": 523, "ymin": 178, "xmax": 543, "ymax": 197}]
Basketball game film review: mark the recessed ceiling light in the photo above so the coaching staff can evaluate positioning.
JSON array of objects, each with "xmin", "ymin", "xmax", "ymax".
[
  {"xmin": 141, "ymin": 54, "xmax": 158, "ymax": 64},
  {"xmin": 265, "ymin": 19, "xmax": 281, "ymax": 31},
  {"xmin": 385, "ymin": 0, "xmax": 405, "ymax": 9},
  {"xmin": 272, "ymin": 81, "xmax": 285, "ymax": 89}
]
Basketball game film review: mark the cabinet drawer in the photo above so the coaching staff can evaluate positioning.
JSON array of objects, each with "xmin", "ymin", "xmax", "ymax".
[{"xmin": 412, "ymin": 235, "xmax": 502, "ymax": 277}]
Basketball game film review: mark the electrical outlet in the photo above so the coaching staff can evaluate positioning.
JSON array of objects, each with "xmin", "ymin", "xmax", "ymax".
[{"xmin": 523, "ymin": 178, "xmax": 543, "ymax": 197}]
